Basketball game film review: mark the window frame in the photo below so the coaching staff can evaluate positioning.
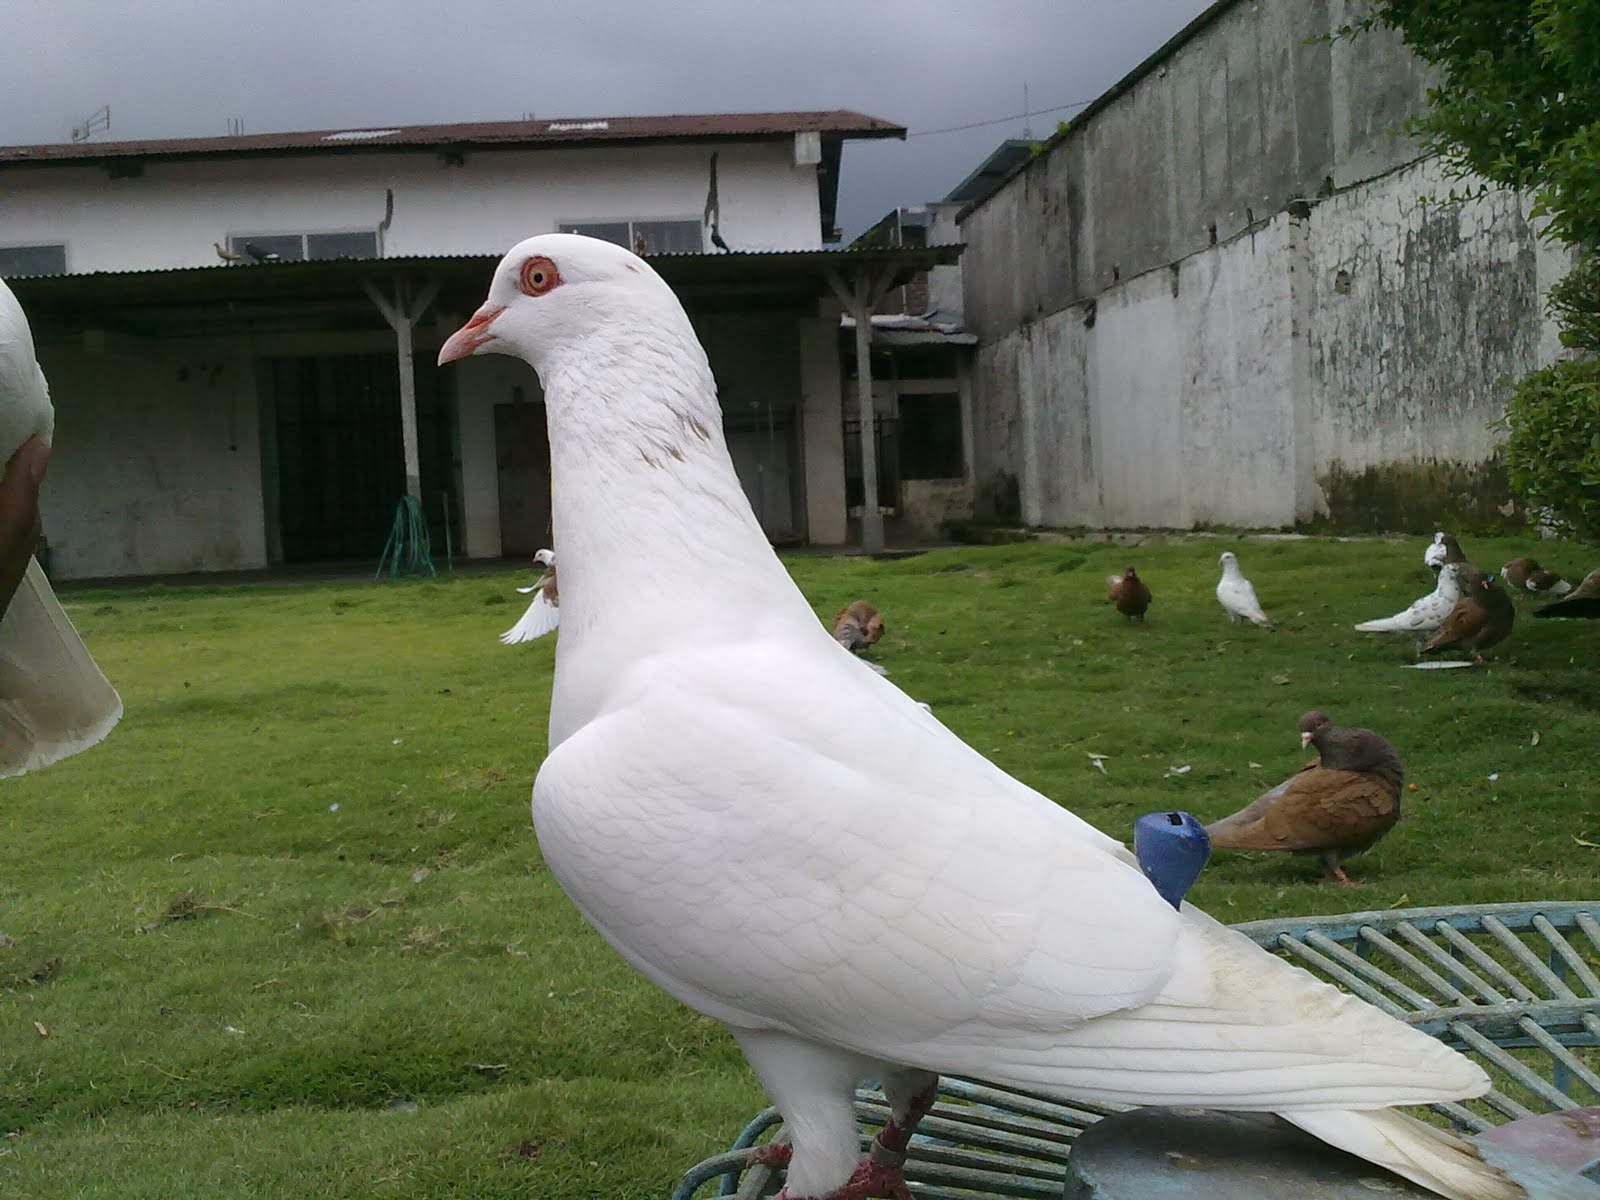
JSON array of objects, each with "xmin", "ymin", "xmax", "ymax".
[
  {"xmin": 556, "ymin": 217, "xmax": 704, "ymax": 255},
  {"xmin": 225, "ymin": 229, "xmax": 382, "ymax": 264}
]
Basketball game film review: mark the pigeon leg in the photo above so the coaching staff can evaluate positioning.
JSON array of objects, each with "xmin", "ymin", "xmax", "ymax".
[
  {"xmin": 836, "ymin": 1069, "xmax": 939, "ymax": 1200},
  {"xmin": 1318, "ymin": 853, "xmax": 1358, "ymax": 887},
  {"xmin": 733, "ymin": 1029, "xmax": 873, "ymax": 1200}
]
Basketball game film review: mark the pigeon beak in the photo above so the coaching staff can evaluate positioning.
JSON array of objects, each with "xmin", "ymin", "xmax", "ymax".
[
  {"xmin": 438, "ymin": 304, "xmax": 507, "ymax": 364},
  {"xmin": 1300, "ymin": 732, "xmax": 1314, "ymax": 749}
]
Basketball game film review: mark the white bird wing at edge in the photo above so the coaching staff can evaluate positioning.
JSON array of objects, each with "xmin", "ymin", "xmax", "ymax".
[
  {"xmin": 532, "ymin": 640, "xmax": 1485, "ymax": 1111},
  {"xmin": 499, "ymin": 589, "xmax": 559, "ymax": 644}
]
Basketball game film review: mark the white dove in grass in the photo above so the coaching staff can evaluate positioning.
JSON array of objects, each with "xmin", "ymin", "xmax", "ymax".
[
  {"xmin": 500, "ymin": 548, "xmax": 559, "ymax": 645},
  {"xmin": 1215, "ymin": 551, "xmax": 1271, "ymax": 628},
  {"xmin": 437, "ymin": 234, "xmax": 1519, "ymax": 1200},
  {"xmin": 0, "ymin": 277, "xmax": 122, "ymax": 776},
  {"xmin": 1355, "ymin": 561, "xmax": 1467, "ymax": 639}
]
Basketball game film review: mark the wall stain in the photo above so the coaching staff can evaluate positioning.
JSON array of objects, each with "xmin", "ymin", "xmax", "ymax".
[{"xmin": 1305, "ymin": 457, "xmax": 1525, "ymax": 535}]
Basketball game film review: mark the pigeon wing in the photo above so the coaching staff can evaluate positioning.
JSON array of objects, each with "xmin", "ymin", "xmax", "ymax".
[
  {"xmin": 499, "ymin": 587, "xmax": 559, "ymax": 644},
  {"xmin": 534, "ymin": 643, "xmax": 1482, "ymax": 1111}
]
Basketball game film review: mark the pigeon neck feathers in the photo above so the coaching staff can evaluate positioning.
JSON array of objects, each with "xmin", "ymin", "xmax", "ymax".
[{"xmin": 539, "ymin": 308, "xmax": 824, "ymax": 737}]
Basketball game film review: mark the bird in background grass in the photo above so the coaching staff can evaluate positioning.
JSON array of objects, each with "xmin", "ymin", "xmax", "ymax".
[
  {"xmin": 0, "ymin": 277, "xmax": 122, "ymax": 776},
  {"xmin": 1532, "ymin": 567, "xmax": 1600, "ymax": 619},
  {"xmin": 1355, "ymin": 560, "xmax": 1468, "ymax": 644},
  {"xmin": 1215, "ymin": 551, "xmax": 1271, "ymax": 628},
  {"xmin": 1106, "ymin": 566, "xmax": 1151, "ymax": 624},
  {"xmin": 1425, "ymin": 531, "xmax": 1467, "ymax": 573},
  {"xmin": 1421, "ymin": 568, "xmax": 1515, "ymax": 662},
  {"xmin": 1500, "ymin": 557, "xmax": 1573, "ymax": 599},
  {"xmin": 499, "ymin": 549, "xmax": 559, "ymax": 644},
  {"xmin": 1205, "ymin": 711, "xmax": 1402, "ymax": 887},
  {"xmin": 436, "ymin": 233, "xmax": 1522, "ymax": 1200},
  {"xmin": 831, "ymin": 599, "xmax": 888, "ymax": 675}
]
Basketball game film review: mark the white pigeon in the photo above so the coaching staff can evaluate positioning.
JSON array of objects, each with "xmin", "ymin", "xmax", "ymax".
[
  {"xmin": 500, "ymin": 548, "xmax": 559, "ymax": 645},
  {"xmin": 0, "ymin": 277, "xmax": 122, "ymax": 776},
  {"xmin": 438, "ymin": 235, "xmax": 1519, "ymax": 1200},
  {"xmin": 1214, "ymin": 551, "xmax": 1271, "ymax": 628},
  {"xmin": 1355, "ymin": 561, "xmax": 1467, "ymax": 637},
  {"xmin": 1424, "ymin": 532, "xmax": 1447, "ymax": 570}
]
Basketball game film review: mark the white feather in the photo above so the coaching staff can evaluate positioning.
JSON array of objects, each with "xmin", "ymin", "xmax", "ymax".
[
  {"xmin": 0, "ymin": 279, "xmax": 121, "ymax": 776},
  {"xmin": 1215, "ymin": 552, "xmax": 1271, "ymax": 627},
  {"xmin": 1356, "ymin": 562, "xmax": 1465, "ymax": 634},
  {"xmin": 500, "ymin": 550, "xmax": 560, "ymax": 644},
  {"xmin": 444, "ymin": 234, "xmax": 1516, "ymax": 1200}
]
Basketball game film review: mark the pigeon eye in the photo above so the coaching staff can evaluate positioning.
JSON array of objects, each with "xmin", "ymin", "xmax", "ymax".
[{"xmin": 517, "ymin": 256, "xmax": 561, "ymax": 297}]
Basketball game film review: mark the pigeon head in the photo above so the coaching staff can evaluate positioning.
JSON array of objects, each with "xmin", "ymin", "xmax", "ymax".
[
  {"xmin": 1297, "ymin": 709, "xmax": 1331, "ymax": 749},
  {"xmin": 439, "ymin": 233, "xmax": 687, "ymax": 374},
  {"xmin": 534, "ymin": 549, "xmax": 556, "ymax": 568},
  {"xmin": 1219, "ymin": 552, "xmax": 1236, "ymax": 566}
]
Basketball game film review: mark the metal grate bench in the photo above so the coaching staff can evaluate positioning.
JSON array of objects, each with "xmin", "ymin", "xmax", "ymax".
[{"xmin": 671, "ymin": 900, "xmax": 1600, "ymax": 1199}]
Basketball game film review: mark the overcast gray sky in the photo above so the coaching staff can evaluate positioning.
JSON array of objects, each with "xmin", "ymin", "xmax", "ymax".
[{"xmin": 0, "ymin": 1, "xmax": 1214, "ymax": 239}]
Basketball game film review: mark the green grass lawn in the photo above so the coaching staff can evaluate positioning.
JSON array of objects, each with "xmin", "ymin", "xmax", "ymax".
[{"xmin": 2, "ymin": 536, "xmax": 1596, "ymax": 1198}]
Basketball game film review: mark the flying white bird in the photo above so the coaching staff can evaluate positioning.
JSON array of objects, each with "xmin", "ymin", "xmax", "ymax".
[
  {"xmin": 500, "ymin": 548, "xmax": 559, "ymax": 645},
  {"xmin": 0, "ymin": 277, "xmax": 123, "ymax": 776},
  {"xmin": 1355, "ymin": 561, "xmax": 1467, "ymax": 638},
  {"xmin": 1215, "ymin": 551, "xmax": 1271, "ymax": 628},
  {"xmin": 438, "ymin": 235, "xmax": 1519, "ymax": 1200}
]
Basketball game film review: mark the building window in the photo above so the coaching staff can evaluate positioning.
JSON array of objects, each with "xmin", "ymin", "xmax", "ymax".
[
  {"xmin": 898, "ymin": 392, "xmax": 964, "ymax": 480},
  {"xmin": 559, "ymin": 219, "xmax": 702, "ymax": 255},
  {"xmin": 227, "ymin": 231, "xmax": 379, "ymax": 264},
  {"xmin": 0, "ymin": 243, "xmax": 67, "ymax": 278}
]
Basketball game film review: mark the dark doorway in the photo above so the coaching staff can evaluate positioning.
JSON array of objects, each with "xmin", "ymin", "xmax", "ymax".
[
  {"xmin": 494, "ymin": 402, "xmax": 553, "ymax": 557},
  {"xmin": 267, "ymin": 354, "xmax": 455, "ymax": 563}
]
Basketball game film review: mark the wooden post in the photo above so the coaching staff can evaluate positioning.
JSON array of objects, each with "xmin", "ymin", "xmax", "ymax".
[
  {"xmin": 363, "ymin": 277, "xmax": 440, "ymax": 503},
  {"xmin": 826, "ymin": 264, "xmax": 896, "ymax": 554}
]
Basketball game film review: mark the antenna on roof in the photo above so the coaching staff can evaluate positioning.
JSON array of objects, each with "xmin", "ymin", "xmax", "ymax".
[
  {"xmin": 1021, "ymin": 83, "xmax": 1033, "ymax": 140},
  {"xmin": 70, "ymin": 104, "xmax": 111, "ymax": 143},
  {"xmin": 226, "ymin": 116, "xmax": 245, "ymax": 136}
]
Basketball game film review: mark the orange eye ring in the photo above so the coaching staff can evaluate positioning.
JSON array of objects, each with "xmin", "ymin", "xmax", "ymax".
[{"xmin": 517, "ymin": 255, "xmax": 561, "ymax": 297}]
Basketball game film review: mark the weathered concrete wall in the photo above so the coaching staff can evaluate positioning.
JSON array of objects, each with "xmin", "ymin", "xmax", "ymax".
[
  {"xmin": 961, "ymin": 0, "xmax": 1560, "ymax": 530},
  {"xmin": 39, "ymin": 335, "xmax": 268, "ymax": 578}
]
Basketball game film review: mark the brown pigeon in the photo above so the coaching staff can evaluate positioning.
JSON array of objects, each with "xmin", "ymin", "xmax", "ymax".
[
  {"xmin": 1420, "ymin": 568, "xmax": 1515, "ymax": 660},
  {"xmin": 1500, "ymin": 556, "xmax": 1574, "ymax": 599},
  {"xmin": 1105, "ymin": 567, "xmax": 1151, "ymax": 624},
  {"xmin": 831, "ymin": 600, "xmax": 884, "ymax": 650},
  {"xmin": 1205, "ymin": 711, "xmax": 1402, "ymax": 886},
  {"xmin": 1532, "ymin": 566, "xmax": 1600, "ymax": 619}
]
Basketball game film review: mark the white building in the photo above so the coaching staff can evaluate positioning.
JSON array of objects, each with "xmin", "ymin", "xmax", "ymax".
[{"xmin": 1, "ymin": 111, "xmax": 956, "ymax": 578}]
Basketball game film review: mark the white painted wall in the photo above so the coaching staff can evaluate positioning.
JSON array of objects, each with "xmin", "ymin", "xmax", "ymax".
[
  {"xmin": 1307, "ymin": 157, "xmax": 1561, "ymax": 478},
  {"xmin": 972, "ymin": 156, "xmax": 1565, "ymax": 530},
  {"xmin": 0, "ymin": 140, "xmax": 823, "ymax": 274},
  {"xmin": 38, "ymin": 334, "xmax": 267, "ymax": 578}
]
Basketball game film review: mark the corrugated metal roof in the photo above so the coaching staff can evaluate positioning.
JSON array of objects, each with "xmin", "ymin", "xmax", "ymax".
[
  {"xmin": 0, "ymin": 110, "xmax": 904, "ymax": 167},
  {"xmin": 6, "ymin": 245, "xmax": 961, "ymax": 284}
]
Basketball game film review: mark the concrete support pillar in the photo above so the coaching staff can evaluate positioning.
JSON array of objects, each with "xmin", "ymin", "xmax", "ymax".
[
  {"xmin": 363, "ymin": 277, "xmax": 440, "ymax": 503},
  {"xmin": 799, "ymin": 305, "xmax": 847, "ymax": 545},
  {"xmin": 826, "ymin": 264, "xmax": 897, "ymax": 553}
]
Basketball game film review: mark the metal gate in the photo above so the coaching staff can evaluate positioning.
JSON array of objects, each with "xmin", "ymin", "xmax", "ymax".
[
  {"xmin": 843, "ymin": 415, "xmax": 898, "ymax": 514},
  {"xmin": 268, "ymin": 354, "xmax": 455, "ymax": 563}
]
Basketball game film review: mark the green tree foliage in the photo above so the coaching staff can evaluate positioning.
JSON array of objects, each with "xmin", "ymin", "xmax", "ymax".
[
  {"xmin": 1364, "ymin": 0, "xmax": 1600, "ymax": 347},
  {"xmin": 1495, "ymin": 358, "xmax": 1600, "ymax": 540},
  {"xmin": 1366, "ymin": 1, "xmax": 1600, "ymax": 540}
]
